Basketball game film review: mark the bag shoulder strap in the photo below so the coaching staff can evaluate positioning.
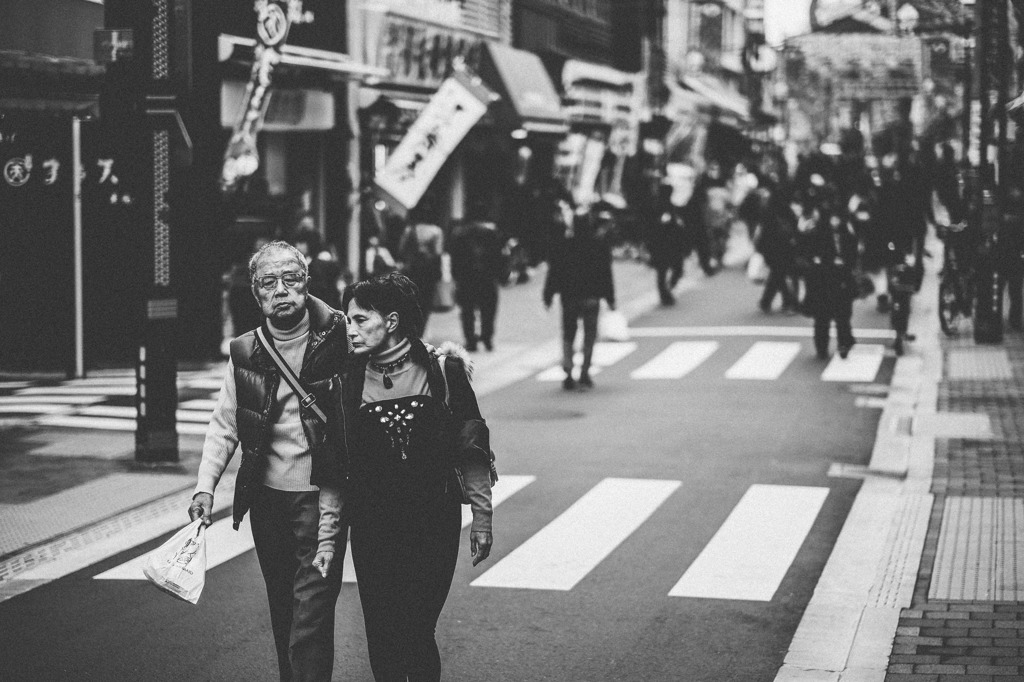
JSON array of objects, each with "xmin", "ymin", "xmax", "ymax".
[{"xmin": 255, "ymin": 327, "xmax": 328, "ymax": 424}]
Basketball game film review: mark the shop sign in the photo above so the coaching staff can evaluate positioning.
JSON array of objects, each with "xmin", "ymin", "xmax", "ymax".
[
  {"xmin": 221, "ymin": 1, "xmax": 315, "ymax": 192},
  {"xmin": 94, "ymin": 29, "xmax": 134, "ymax": 64},
  {"xmin": 375, "ymin": 71, "xmax": 491, "ymax": 211},
  {"xmin": 372, "ymin": 14, "xmax": 485, "ymax": 89}
]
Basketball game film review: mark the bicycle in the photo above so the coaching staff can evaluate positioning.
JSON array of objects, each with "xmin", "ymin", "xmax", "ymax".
[{"xmin": 937, "ymin": 222, "xmax": 974, "ymax": 336}]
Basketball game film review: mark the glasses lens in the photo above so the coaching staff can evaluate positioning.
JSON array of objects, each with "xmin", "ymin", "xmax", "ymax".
[{"xmin": 257, "ymin": 273, "xmax": 304, "ymax": 290}]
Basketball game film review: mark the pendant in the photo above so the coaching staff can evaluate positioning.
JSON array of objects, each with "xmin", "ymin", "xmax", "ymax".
[{"xmin": 382, "ymin": 371, "xmax": 393, "ymax": 389}]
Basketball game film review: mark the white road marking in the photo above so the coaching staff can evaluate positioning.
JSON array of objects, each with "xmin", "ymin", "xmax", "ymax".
[
  {"xmin": 725, "ymin": 342, "xmax": 801, "ymax": 380},
  {"xmin": 0, "ymin": 395, "xmax": 103, "ymax": 405},
  {"xmin": 630, "ymin": 341, "xmax": 719, "ymax": 379},
  {"xmin": 0, "ymin": 404, "xmax": 77, "ymax": 414},
  {"xmin": 179, "ymin": 399, "xmax": 219, "ymax": 410},
  {"xmin": 821, "ymin": 345, "xmax": 885, "ymax": 383},
  {"xmin": 15, "ymin": 385, "xmax": 137, "ymax": 396},
  {"xmin": 35, "ymin": 415, "xmax": 210, "ymax": 435},
  {"xmin": 470, "ymin": 478, "xmax": 680, "ymax": 591},
  {"xmin": 75, "ymin": 405, "xmax": 212, "ymax": 423},
  {"xmin": 536, "ymin": 343, "xmax": 637, "ymax": 382},
  {"xmin": 629, "ymin": 326, "xmax": 896, "ymax": 339},
  {"xmin": 669, "ymin": 484, "xmax": 829, "ymax": 601},
  {"xmin": 96, "ymin": 515, "xmax": 256, "ymax": 579},
  {"xmin": 855, "ymin": 396, "xmax": 887, "ymax": 409},
  {"xmin": 343, "ymin": 475, "xmax": 537, "ymax": 583}
]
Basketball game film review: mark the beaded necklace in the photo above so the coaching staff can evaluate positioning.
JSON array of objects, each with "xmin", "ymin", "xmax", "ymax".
[{"xmin": 370, "ymin": 351, "xmax": 410, "ymax": 389}]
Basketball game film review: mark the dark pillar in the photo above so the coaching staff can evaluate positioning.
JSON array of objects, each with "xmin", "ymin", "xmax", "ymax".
[{"xmin": 103, "ymin": 0, "xmax": 191, "ymax": 461}]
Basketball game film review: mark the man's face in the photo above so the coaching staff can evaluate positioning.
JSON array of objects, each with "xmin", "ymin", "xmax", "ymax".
[{"xmin": 252, "ymin": 248, "xmax": 309, "ymax": 329}]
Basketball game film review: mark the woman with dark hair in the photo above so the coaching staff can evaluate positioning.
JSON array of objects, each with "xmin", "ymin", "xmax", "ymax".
[{"xmin": 329, "ymin": 271, "xmax": 495, "ymax": 682}]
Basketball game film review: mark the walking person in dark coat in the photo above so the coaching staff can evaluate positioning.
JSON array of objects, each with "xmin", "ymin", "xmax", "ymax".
[
  {"xmin": 756, "ymin": 187, "xmax": 799, "ymax": 313},
  {"xmin": 646, "ymin": 184, "xmax": 688, "ymax": 306},
  {"xmin": 795, "ymin": 191, "xmax": 860, "ymax": 359},
  {"xmin": 448, "ymin": 218, "xmax": 505, "ymax": 351},
  {"xmin": 341, "ymin": 273, "xmax": 494, "ymax": 682},
  {"xmin": 544, "ymin": 203, "xmax": 617, "ymax": 390}
]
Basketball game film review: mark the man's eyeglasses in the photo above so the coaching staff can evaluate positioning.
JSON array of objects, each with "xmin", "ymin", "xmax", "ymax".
[{"xmin": 255, "ymin": 272, "xmax": 307, "ymax": 291}]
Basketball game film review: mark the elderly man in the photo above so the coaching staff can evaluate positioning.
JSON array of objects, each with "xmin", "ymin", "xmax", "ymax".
[{"xmin": 188, "ymin": 240, "xmax": 349, "ymax": 681}]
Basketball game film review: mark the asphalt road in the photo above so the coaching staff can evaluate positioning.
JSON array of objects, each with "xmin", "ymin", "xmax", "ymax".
[{"xmin": 0, "ymin": 265, "xmax": 896, "ymax": 681}]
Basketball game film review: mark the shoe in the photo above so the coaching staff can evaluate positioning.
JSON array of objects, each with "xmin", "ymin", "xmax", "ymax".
[
  {"xmin": 578, "ymin": 373, "xmax": 593, "ymax": 389},
  {"xmin": 838, "ymin": 346, "xmax": 850, "ymax": 359},
  {"xmin": 482, "ymin": 338, "xmax": 493, "ymax": 352},
  {"xmin": 562, "ymin": 376, "xmax": 576, "ymax": 391},
  {"xmin": 466, "ymin": 341, "xmax": 478, "ymax": 352},
  {"xmin": 816, "ymin": 348, "xmax": 829, "ymax": 360},
  {"xmin": 876, "ymin": 294, "xmax": 890, "ymax": 313},
  {"xmin": 759, "ymin": 301, "xmax": 771, "ymax": 313},
  {"xmin": 660, "ymin": 294, "xmax": 676, "ymax": 306}
]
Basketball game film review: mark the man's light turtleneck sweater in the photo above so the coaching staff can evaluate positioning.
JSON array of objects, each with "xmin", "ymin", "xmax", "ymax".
[{"xmin": 195, "ymin": 310, "xmax": 317, "ymax": 498}]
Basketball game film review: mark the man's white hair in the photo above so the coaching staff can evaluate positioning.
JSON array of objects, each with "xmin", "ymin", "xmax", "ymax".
[{"xmin": 248, "ymin": 240, "xmax": 308, "ymax": 286}]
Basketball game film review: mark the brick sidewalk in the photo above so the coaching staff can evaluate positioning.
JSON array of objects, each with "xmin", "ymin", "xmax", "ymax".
[{"xmin": 887, "ymin": 331, "xmax": 1024, "ymax": 681}]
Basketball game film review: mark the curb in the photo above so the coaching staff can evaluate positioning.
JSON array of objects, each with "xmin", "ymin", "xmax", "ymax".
[{"xmin": 775, "ymin": 234, "xmax": 944, "ymax": 682}]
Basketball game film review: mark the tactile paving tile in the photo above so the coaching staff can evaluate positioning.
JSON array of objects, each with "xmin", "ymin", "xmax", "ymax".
[
  {"xmin": 946, "ymin": 347, "xmax": 1014, "ymax": 380},
  {"xmin": 868, "ymin": 493, "xmax": 934, "ymax": 609},
  {"xmin": 929, "ymin": 496, "xmax": 1024, "ymax": 601},
  {"xmin": 0, "ymin": 473, "xmax": 192, "ymax": 557}
]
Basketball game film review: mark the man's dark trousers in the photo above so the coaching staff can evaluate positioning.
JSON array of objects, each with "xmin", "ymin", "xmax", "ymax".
[
  {"xmin": 456, "ymin": 281, "xmax": 499, "ymax": 348},
  {"xmin": 250, "ymin": 485, "xmax": 343, "ymax": 682}
]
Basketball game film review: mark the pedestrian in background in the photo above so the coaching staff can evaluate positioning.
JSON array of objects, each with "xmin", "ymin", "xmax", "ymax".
[
  {"xmin": 545, "ymin": 202, "xmax": 617, "ymax": 390},
  {"xmin": 190, "ymin": 241, "xmax": 349, "ymax": 682},
  {"xmin": 341, "ymin": 272, "xmax": 493, "ymax": 682},
  {"xmin": 293, "ymin": 228, "xmax": 343, "ymax": 310},
  {"xmin": 795, "ymin": 186, "xmax": 859, "ymax": 359},
  {"xmin": 398, "ymin": 201, "xmax": 445, "ymax": 332},
  {"xmin": 448, "ymin": 215, "xmax": 505, "ymax": 351},
  {"xmin": 646, "ymin": 183, "xmax": 688, "ymax": 306},
  {"xmin": 755, "ymin": 186, "xmax": 798, "ymax": 313}
]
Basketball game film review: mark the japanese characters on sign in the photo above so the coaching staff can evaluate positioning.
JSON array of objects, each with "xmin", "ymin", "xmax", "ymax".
[
  {"xmin": 221, "ymin": 0, "xmax": 314, "ymax": 192},
  {"xmin": 372, "ymin": 14, "xmax": 486, "ymax": 89},
  {"xmin": 375, "ymin": 71, "xmax": 491, "ymax": 211}
]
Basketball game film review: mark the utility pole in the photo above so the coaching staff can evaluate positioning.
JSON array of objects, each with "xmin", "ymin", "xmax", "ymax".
[{"xmin": 103, "ymin": 0, "xmax": 193, "ymax": 461}]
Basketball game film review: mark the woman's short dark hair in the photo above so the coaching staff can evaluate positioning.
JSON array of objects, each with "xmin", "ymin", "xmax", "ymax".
[{"xmin": 342, "ymin": 272, "xmax": 425, "ymax": 339}]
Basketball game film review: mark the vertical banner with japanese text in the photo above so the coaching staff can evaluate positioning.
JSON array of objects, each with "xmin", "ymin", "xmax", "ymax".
[{"xmin": 374, "ymin": 70, "xmax": 492, "ymax": 213}]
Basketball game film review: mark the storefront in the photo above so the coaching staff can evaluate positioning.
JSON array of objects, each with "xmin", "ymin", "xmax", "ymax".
[
  {"xmin": 556, "ymin": 59, "xmax": 644, "ymax": 208},
  {"xmin": 353, "ymin": 1, "xmax": 565, "ymax": 264}
]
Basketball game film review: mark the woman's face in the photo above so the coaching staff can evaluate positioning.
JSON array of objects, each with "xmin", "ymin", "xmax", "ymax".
[{"xmin": 346, "ymin": 302, "xmax": 398, "ymax": 355}]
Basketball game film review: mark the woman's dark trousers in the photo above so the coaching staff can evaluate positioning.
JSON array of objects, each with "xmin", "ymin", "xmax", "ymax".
[
  {"xmin": 813, "ymin": 299, "xmax": 855, "ymax": 356},
  {"xmin": 561, "ymin": 296, "xmax": 600, "ymax": 376},
  {"xmin": 760, "ymin": 265, "xmax": 796, "ymax": 311},
  {"xmin": 351, "ymin": 496, "xmax": 462, "ymax": 682},
  {"xmin": 249, "ymin": 486, "xmax": 344, "ymax": 682}
]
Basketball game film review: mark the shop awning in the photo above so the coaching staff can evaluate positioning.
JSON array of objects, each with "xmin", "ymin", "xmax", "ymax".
[
  {"xmin": 680, "ymin": 74, "xmax": 750, "ymax": 123},
  {"xmin": 481, "ymin": 42, "xmax": 568, "ymax": 135}
]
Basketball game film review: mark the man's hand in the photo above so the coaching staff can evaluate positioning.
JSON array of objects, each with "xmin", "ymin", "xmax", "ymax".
[
  {"xmin": 470, "ymin": 531, "xmax": 492, "ymax": 566},
  {"xmin": 189, "ymin": 492, "xmax": 213, "ymax": 527},
  {"xmin": 312, "ymin": 551, "xmax": 334, "ymax": 578}
]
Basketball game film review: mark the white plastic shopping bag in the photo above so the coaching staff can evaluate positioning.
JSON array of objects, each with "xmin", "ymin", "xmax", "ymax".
[
  {"xmin": 598, "ymin": 308, "xmax": 631, "ymax": 342},
  {"xmin": 143, "ymin": 518, "xmax": 208, "ymax": 604},
  {"xmin": 746, "ymin": 252, "xmax": 769, "ymax": 283}
]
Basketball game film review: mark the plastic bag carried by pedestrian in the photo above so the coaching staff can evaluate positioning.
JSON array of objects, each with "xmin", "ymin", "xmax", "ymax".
[
  {"xmin": 598, "ymin": 308, "xmax": 630, "ymax": 342},
  {"xmin": 746, "ymin": 252, "xmax": 769, "ymax": 283},
  {"xmin": 143, "ymin": 518, "xmax": 208, "ymax": 604}
]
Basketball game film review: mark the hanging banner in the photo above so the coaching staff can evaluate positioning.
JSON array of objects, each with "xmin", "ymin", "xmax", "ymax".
[{"xmin": 374, "ymin": 69, "xmax": 493, "ymax": 212}]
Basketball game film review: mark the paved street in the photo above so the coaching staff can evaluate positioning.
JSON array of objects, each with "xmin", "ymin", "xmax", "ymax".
[{"xmin": 0, "ymin": 248, "xmax": 919, "ymax": 681}]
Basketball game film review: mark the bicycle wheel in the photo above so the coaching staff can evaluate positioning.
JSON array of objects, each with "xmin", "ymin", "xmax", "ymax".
[{"xmin": 938, "ymin": 275, "xmax": 961, "ymax": 336}]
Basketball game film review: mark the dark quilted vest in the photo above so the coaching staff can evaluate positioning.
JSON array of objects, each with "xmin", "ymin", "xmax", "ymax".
[{"xmin": 228, "ymin": 296, "xmax": 351, "ymax": 529}]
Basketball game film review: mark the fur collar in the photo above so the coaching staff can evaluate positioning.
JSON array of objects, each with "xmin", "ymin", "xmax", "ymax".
[{"xmin": 436, "ymin": 341, "xmax": 474, "ymax": 380}]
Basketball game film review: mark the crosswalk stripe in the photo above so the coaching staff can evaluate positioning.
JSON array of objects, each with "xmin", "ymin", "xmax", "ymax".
[
  {"xmin": 75, "ymin": 405, "xmax": 212, "ymax": 424},
  {"xmin": 35, "ymin": 415, "xmax": 210, "ymax": 436},
  {"xmin": 0, "ymin": 395, "xmax": 103, "ymax": 405},
  {"xmin": 821, "ymin": 344, "xmax": 885, "ymax": 383},
  {"xmin": 470, "ymin": 478, "xmax": 680, "ymax": 591},
  {"xmin": 630, "ymin": 326, "xmax": 896, "ymax": 339},
  {"xmin": 179, "ymin": 398, "xmax": 219, "ymax": 410},
  {"xmin": 725, "ymin": 342, "xmax": 801, "ymax": 380},
  {"xmin": 668, "ymin": 484, "xmax": 829, "ymax": 601},
  {"xmin": 536, "ymin": 342, "xmax": 637, "ymax": 382},
  {"xmin": 95, "ymin": 516, "xmax": 256, "ymax": 580},
  {"xmin": 15, "ymin": 385, "xmax": 137, "ymax": 396},
  {"xmin": 0, "ymin": 404, "xmax": 76, "ymax": 414},
  {"xmin": 631, "ymin": 341, "xmax": 719, "ymax": 379},
  {"xmin": 342, "ymin": 474, "xmax": 537, "ymax": 583}
]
